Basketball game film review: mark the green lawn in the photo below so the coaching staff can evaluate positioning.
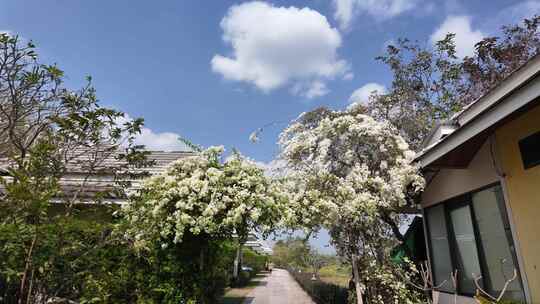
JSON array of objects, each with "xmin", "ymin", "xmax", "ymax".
[{"xmin": 317, "ymin": 264, "xmax": 351, "ymax": 288}]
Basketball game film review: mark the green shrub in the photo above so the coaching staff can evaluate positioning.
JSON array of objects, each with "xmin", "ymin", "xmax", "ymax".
[
  {"xmin": 243, "ymin": 248, "xmax": 267, "ymax": 274},
  {"xmin": 0, "ymin": 216, "xmax": 237, "ymax": 304},
  {"xmin": 233, "ymin": 270, "xmax": 252, "ymax": 287}
]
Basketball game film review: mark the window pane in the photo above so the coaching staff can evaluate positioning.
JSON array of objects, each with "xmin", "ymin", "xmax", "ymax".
[
  {"xmin": 472, "ymin": 186, "xmax": 525, "ymax": 301},
  {"xmin": 449, "ymin": 205, "xmax": 482, "ymax": 294},
  {"xmin": 426, "ymin": 205, "xmax": 453, "ymax": 292}
]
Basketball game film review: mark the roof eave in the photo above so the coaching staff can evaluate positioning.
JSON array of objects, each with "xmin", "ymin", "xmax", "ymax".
[{"xmin": 415, "ymin": 59, "xmax": 540, "ymax": 168}]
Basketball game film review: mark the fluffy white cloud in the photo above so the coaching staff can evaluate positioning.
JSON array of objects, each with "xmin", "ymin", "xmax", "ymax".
[
  {"xmin": 119, "ymin": 114, "xmax": 189, "ymax": 151},
  {"xmin": 430, "ymin": 15, "xmax": 484, "ymax": 58},
  {"xmin": 348, "ymin": 83, "xmax": 386, "ymax": 105},
  {"xmin": 211, "ymin": 1, "xmax": 348, "ymax": 98},
  {"xmin": 252, "ymin": 159, "xmax": 289, "ymax": 177},
  {"xmin": 291, "ymin": 80, "xmax": 330, "ymax": 99},
  {"xmin": 134, "ymin": 128, "xmax": 188, "ymax": 152},
  {"xmin": 333, "ymin": 0, "xmax": 418, "ymax": 29}
]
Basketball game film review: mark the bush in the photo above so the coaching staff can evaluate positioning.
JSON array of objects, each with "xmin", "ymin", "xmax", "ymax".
[
  {"xmin": 288, "ymin": 268, "xmax": 348, "ymax": 304},
  {"xmin": 0, "ymin": 216, "xmax": 237, "ymax": 304},
  {"xmin": 234, "ymin": 270, "xmax": 252, "ymax": 287},
  {"xmin": 243, "ymin": 248, "xmax": 267, "ymax": 274}
]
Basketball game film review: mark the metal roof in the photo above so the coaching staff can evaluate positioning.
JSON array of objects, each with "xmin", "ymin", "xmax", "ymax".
[{"xmin": 0, "ymin": 149, "xmax": 195, "ymax": 203}]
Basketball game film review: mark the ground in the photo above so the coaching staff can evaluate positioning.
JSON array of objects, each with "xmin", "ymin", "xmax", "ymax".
[{"xmin": 220, "ymin": 269, "xmax": 315, "ymax": 304}]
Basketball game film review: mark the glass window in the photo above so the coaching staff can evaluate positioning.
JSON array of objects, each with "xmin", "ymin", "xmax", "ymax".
[
  {"xmin": 425, "ymin": 184, "xmax": 525, "ymax": 300},
  {"xmin": 449, "ymin": 204, "xmax": 482, "ymax": 294},
  {"xmin": 472, "ymin": 186, "xmax": 525, "ymax": 301},
  {"xmin": 426, "ymin": 204, "xmax": 454, "ymax": 292}
]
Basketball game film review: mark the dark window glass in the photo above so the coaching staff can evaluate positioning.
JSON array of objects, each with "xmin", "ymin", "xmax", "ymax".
[{"xmin": 518, "ymin": 131, "xmax": 540, "ymax": 169}]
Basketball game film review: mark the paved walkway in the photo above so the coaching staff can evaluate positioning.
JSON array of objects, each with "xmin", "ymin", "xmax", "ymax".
[{"xmin": 243, "ymin": 269, "xmax": 315, "ymax": 304}]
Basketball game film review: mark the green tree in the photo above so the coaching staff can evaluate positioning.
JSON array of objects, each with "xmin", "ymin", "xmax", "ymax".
[
  {"xmin": 367, "ymin": 15, "xmax": 540, "ymax": 150},
  {"xmin": 271, "ymin": 237, "xmax": 312, "ymax": 269},
  {"xmin": 0, "ymin": 33, "xmax": 151, "ymax": 303},
  {"xmin": 278, "ymin": 106, "xmax": 425, "ymax": 304},
  {"xmin": 122, "ymin": 147, "xmax": 285, "ymax": 303}
]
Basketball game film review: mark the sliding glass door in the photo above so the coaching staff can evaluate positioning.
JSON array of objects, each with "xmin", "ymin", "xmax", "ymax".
[
  {"xmin": 472, "ymin": 186, "xmax": 524, "ymax": 300},
  {"xmin": 425, "ymin": 184, "xmax": 525, "ymax": 300},
  {"xmin": 448, "ymin": 204, "xmax": 482, "ymax": 294}
]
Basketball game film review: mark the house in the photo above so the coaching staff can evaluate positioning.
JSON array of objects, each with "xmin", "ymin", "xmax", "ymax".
[
  {"xmin": 0, "ymin": 149, "xmax": 194, "ymax": 217},
  {"xmin": 415, "ymin": 55, "xmax": 540, "ymax": 303}
]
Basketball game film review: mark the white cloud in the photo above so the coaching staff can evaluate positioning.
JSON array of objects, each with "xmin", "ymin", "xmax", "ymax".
[
  {"xmin": 333, "ymin": 0, "xmax": 418, "ymax": 29},
  {"xmin": 430, "ymin": 15, "xmax": 484, "ymax": 58},
  {"xmin": 291, "ymin": 80, "xmax": 330, "ymax": 99},
  {"xmin": 343, "ymin": 72, "xmax": 354, "ymax": 81},
  {"xmin": 492, "ymin": 1, "xmax": 540, "ymax": 29},
  {"xmin": 507, "ymin": 1, "xmax": 540, "ymax": 20},
  {"xmin": 348, "ymin": 83, "xmax": 386, "ymax": 105},
  {"xmin": 253, "ymin": 159, "xmax": 289, "ymax": 177},
  {"xmin": 211, "ymin": 1, "xmax": 348, "ymax": 98},
  {"xmin": 119, "ymin": 114, "xmax": 189, "ymax": 152},
  {"xmin": 134, "ymin": 128, "xmax": 188, "ymax": 152}
]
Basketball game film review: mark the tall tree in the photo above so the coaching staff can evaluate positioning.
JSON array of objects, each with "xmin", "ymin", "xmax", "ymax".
[
  {"xmin": 278, "ymin": 105, "xmax": 425, "ymax": 304},
  {"xmin": 367, "ymin": 15, "xmax": 540, "ymax": 150},
  {"xmin": 122, "ymin": 146, "xmax": 285, "ymax": 301},
  {"xmin": 0, "ymin": 33, "xmax": 150, "ymax": 303},
  {"xmin": 461, "ymin": 16, "xmax": 540, "ymax": 103}
]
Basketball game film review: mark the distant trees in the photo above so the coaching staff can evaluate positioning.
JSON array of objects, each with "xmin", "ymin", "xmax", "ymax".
[{"xmin": 272, "ymin": 237, "xmax": 313, "ymax": 269}]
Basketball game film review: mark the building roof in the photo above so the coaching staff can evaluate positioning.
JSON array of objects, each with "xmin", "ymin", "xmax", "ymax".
[
  {"xmin": 415, "ymin": 54, "xmax": 540, "ymax": 169},
  {"xmin": 0, "ymin": 149, "xmax": 195, "ymax": 203}
]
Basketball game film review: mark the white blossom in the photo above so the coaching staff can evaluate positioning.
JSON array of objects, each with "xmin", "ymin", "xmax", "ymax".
[{"xmin": 122, "ymin": 147, "xmax": 286, "ymax": 248}]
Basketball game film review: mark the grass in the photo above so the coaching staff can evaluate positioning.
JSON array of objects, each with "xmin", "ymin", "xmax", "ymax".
[
  {"xmin": 219, "ymin": 272, "xmax": 268, "ymax": 304},
  {"xmin": 317, "ymin": 264, "xmax": 351, "ymax": 288}
]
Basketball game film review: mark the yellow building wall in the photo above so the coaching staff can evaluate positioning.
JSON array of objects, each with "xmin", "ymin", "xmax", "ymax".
[{"xmin": 496, "ymin": 104, "xmax": 540, "ymax": 303}]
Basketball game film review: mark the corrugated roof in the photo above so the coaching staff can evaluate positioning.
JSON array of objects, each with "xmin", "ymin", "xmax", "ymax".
[{"xmin": 0, "ymin": 149, "xmax": 195, "ymax": 203}]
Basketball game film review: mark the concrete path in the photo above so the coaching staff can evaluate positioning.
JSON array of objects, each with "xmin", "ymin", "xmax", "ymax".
[{"xmin": 243, "ymin": 269, "xmax": 315, "ymax": 304}]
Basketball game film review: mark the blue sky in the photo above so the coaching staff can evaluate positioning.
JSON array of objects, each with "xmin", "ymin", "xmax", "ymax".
[{"xmin": 2, "ymin": 0, "xmax": 538, "ymax": 252}]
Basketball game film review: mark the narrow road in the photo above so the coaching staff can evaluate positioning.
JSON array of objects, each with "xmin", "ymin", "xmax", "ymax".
[{"xmin": 243, "ymin": 269, "xmax": 315, "ymax": 304}]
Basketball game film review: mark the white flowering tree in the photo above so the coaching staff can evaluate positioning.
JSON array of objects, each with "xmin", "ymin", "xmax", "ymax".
[
  {"xmin": 278, "ymin": 105, "xmax": 425, "ymax": 304},
  {"xmin": 122, "ymin": 146, "xmax": 285, "ymax": 277}
]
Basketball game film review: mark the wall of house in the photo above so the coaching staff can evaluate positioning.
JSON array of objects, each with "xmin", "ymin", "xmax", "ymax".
[
  {"xmin": 496, "ymin": 103, "xmax": 540, "ymax": 303},
  {"xmin": 421, "ymin": 141, "xmax": 501, "ymax": 304},
  {"xmin": 421, "ymin": 141, "xmax": 499, "ymax": 208}
]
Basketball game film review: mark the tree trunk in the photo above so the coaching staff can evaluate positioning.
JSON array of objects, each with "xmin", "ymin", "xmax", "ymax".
[
  {"xmin": 233, "ymin": 244, "xmax": 243, "ymax": 279},
  {"xmin": 19, "ymin": 233, "xmax": 37, "ymax": 304},
  {"xmin": 351, "ymin": 255, "xmax": 364, "ymax": 304}
]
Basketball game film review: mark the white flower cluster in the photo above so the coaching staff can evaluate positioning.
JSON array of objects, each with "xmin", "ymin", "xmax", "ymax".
[
  {"xmin": 278, "ymin": 107, "xmax": 425, "ymax": 245},
  {"xmin": 122, "ymin": 146, "xmax": 285, "ymax": 249}
]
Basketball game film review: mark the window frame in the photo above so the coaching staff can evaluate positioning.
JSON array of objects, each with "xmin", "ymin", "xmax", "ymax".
[{"xmin": 424, "ymin": 182, "xmax": 523, "ymax": 298}]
